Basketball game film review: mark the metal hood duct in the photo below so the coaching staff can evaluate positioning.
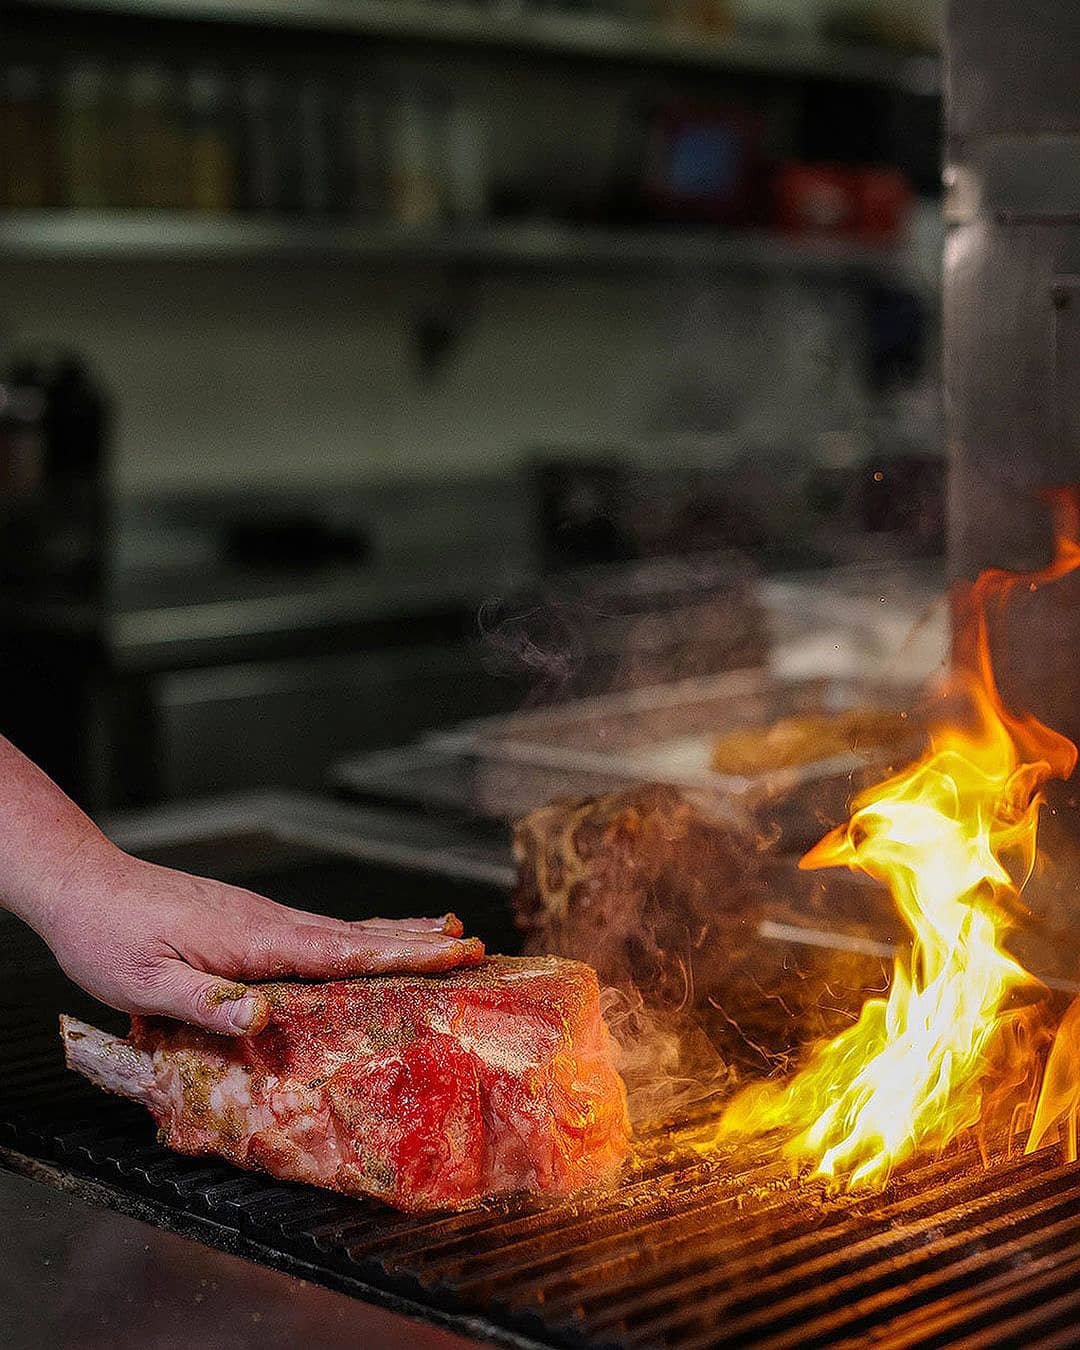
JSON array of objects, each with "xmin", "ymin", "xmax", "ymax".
[{"xmin": 946, "ymin": 0, "xmax": 1080, "ymax": 746}]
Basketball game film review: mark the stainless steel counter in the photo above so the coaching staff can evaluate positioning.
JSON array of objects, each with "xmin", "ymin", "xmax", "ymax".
[
  {"xmin": 0, "ymin": 1165, "xmax": 484, "ymax": 1350},
  {"xmin": 2, "ymin": 479, "xmax": 536, "ymax": 669}
]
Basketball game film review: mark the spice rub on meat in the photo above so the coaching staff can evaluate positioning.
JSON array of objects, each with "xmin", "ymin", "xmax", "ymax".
[{"xmin": 61, "ymin": 955, "xmax": 630, "ymax": 1212}]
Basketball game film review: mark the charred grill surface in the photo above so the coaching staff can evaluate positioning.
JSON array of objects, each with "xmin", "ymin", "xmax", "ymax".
[{"xmin": 4, "ymin": 1004, "xmax": 1080, "ymax": 1349}]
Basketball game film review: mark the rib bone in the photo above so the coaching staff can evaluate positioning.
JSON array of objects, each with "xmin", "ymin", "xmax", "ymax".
[{"xmin": 60, "ymin": 1015, "xmax": 159, "ymax": 1107}]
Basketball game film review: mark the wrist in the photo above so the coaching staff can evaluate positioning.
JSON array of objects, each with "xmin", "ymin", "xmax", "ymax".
[{"xmin": 10, "ymin": 828, "xmax": 128, "ymax": 939}]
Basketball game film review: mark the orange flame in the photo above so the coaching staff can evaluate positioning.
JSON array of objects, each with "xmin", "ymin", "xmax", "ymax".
[
  {"xmin": 718, "ymin": 492, "xmax": 1080, "ymax": 1188},
  {"xmin": 1027, "ymin": 998, "xmax": 1080, "ymax": 1160}
]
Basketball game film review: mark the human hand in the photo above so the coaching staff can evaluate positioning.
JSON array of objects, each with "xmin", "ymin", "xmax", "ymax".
[{"xmin": 27, "ymin": 839, "xmax": 484, "ymax": 1035}]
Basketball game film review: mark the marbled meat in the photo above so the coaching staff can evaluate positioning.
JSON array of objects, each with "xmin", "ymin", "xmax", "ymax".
[{"xmin": 61, "ymin": 955, "xmax": 630, "ymax": 1211}]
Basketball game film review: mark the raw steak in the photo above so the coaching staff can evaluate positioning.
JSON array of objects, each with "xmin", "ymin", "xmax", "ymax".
[{"xmin": 60, "ymin": 956, "xmax": 630, "ymax": 1212}]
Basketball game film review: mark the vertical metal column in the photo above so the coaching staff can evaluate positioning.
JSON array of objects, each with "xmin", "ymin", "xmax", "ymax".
[{"xmin": 946, "ymin": 0, "xmax": 1080, "ymax": 744}]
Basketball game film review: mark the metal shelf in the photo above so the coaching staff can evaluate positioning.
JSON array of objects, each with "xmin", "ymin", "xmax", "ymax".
[
  {"xmin": 0, "ymin": 212, "xmax": 916, "ymax": 281},
  {"xmin": 8, "ymin": 0, "xmax": 940, "ymax": 93}
]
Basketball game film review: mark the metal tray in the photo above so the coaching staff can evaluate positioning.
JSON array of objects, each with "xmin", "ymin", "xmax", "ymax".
[{"xmin": 433, "ymin": 667, "xmax": 925, "ymax": 847}]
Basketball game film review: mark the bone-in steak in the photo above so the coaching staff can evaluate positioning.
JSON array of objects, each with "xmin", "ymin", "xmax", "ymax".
[{"xmin": 61, "ymin": 956, "xmax": 630, "ymax": 1211}]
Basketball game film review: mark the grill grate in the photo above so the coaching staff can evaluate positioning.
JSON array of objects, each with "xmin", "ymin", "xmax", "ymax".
[{"xmin": 4, "ymin": 1005, "xmax": 1080, "ymax": 1350}]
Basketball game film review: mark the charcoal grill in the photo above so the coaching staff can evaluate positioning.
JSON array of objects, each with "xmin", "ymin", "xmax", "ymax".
[
  {"xmin": 5, "ymin": 988, "xmax": 1080, "ymax": 1350},
  {"xmin": 7, "ymin": 791, "xmax": 1080, "ymax": 1349}
]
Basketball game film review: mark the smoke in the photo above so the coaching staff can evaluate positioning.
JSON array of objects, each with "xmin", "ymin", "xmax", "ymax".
[
  {"xmin": 483, "ymin": 533, "xmax": 919, "ymax": 1130},
  {"xmin": 512, "ymin": 785, "xmax": 754, "ymax": 1125},
  {"xmin": 598, "ymin": 983, "xmax": 737, "ymax": 1129},
  {"xmin": 511, "ymin": 783, "xmax": 899, "ymax": 1131},
  {"xmin": 477, "ymin": 598, "xmax": 586, "ymax": 705},
  {"xmin": 477, "ymin": 550, "xmax": 767, "ymax": 707},
  {"xmin": 510, "ymin": 785, "xmax": 769, "ymax": 1126}
]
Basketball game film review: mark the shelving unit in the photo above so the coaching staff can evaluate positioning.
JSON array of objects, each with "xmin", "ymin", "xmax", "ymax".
[
  {"xmin": 3, "ymin": 2, "xmax": 940, "ymax": 275},
  {"xmin": 0, "ymin": 212, "xmax": 918, "ymax": 283},
  {"xmin": 7, "ymin": 0, "xmax": 940, "ymax": 93}
]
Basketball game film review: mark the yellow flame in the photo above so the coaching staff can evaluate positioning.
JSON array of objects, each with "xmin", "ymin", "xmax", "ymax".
[
  {"xmin": 718, "ymin": 492, "xmax": 1080, "ymax": 1188},
  {"xmin": 1027, "ymin": 997, "xmax": 1080, "ymax": 1161}
]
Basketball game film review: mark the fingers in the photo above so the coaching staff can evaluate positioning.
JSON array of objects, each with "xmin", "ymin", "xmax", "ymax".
[
  {"xmin": 137, "ymin": 960, "xmax": 270, "ymax": 1036},
  {"xmin": 267, "ymin": 906, "xmax": 465, "ymax": 938},
  {"xmin": 353, "ymin": 914, "xmax": 465, "ymax": 938},
  {"xmin": 246, "ymin": 924, "xmax": 485, "ymax": 980},
  {"xmin": 328, "ymin": 934, "xmax": 485, "ymax": 974},
  {"xmin": 138, "ymin": 926, "xmax": 485, "ymax": 1035}
]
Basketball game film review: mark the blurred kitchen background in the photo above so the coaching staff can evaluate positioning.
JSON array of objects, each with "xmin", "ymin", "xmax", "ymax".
[{"xmin": 0, "ymin": 0, "xmax": 945, "ymax": 813}]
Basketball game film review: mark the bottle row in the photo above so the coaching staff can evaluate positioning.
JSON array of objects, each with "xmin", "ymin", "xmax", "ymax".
[{"xmin": 0, "ymin": 60, "xmax": 489, "ymax": 222}]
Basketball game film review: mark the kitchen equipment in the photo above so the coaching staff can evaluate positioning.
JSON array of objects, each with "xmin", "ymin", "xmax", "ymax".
[
  {"xmin": 531, "ymin": 453, "xmax": 636, "ymax": 570},
  {"xmin": 0, "ymin": 476, "xmax": 535, "ymax": 809},
  {"xmin": 5, "ymin": 788, "xmax": 1080, "ymax": 1350},
  {"xmin": 42, "ymin": 355, "xmax": 110, "ymax": 592},
  {"xmin": 11, "ymin": 1022, "xmax": 1080, "ymax": 1350},
  {"xmin": 436, "ymin": 666, "xmax": 924, "ymax": 849},
  {"xmin": 946, "ymin": 0, "xmax": 1080, "ymax": 758},
  {"xmin": 0, "ymin": 353, "xmax": 110, "ymax": 594},
  {"xmin": 0, "ymin": 1167, "xmax": 464, "ymax": 1350},
  {"xmin": 334, "ymin": 561, "xmax": 947, "ymax": 827},
  {"xmin": 481, "ymin": 548, "xmax": 769, "ymax": 704}
]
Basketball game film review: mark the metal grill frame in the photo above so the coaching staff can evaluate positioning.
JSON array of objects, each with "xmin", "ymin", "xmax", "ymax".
[{"xmin": 7, "ymin": 1006, "xmax": 1080, "ymax": 1350}]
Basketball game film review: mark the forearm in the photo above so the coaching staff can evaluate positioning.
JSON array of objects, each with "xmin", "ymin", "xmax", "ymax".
[
  {"xmin": 0, "ymin": 733, "xmax": 483, "ymax": 1034},
  {"xmin": 0, "ymin": 733, "xmax": 117, "ymax": 932}
]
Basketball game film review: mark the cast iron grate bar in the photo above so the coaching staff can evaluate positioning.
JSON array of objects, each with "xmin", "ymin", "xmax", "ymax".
[
  {"xmin": 590, "ymin": 1158, "xmax": 1080, "ymax": 1345},
  {"xmin": 4, "ymin": 1006, "xmax": 1080, "ymax": 1349}
]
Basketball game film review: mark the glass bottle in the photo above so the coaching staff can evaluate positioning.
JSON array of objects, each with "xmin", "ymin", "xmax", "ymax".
[
  {"xmin": 57, "ymin": 62, "xmax": 108, "ymax": 208},
  {"xmin": 0, "ymin": 65, "xmax": 51, "ymax": 208},
  {"xmin": 128, "ymin": 63, "xmax": 187, "ymax": 210},
  {"xmin": 186, "ymin": 66, "xmax": 234, "ymax": 212},
  {"xmin": 239, "ymin": 69, "xmax": 280, "ymax": 212}
]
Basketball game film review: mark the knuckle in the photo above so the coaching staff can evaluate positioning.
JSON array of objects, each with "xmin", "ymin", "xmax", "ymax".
[
  {"xmin": 240, "ymin": 926, "xmax": 277, "ymax": 966},
  {"xmin": 126, "ymin": 953, "xmax": 171, "ymax": 996},
  {"xmin": 190, "ymin": 983, "xmax": 217, "ymax": 1020},
  {"xmin": 303, "ymin": 927, "xmax": 378, "ymax": 972}
]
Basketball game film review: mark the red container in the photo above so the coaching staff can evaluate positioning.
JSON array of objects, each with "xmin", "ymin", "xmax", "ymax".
[
  {"xmin": 773, "ymin": 161, "xmax": 858, "ymax": 235},
  {"xmin": 773, "ymin": 161, "xmax": 913, "ymax": 243},
  {"xmin": 853, "ymin": 166, "xmax": 912, "ymax": 242}
]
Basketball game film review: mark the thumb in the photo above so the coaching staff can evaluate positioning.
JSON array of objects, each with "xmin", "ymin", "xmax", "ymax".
[{"xmin": 143, "ymin": 960, "xmax": 270, "ymax": 1036}]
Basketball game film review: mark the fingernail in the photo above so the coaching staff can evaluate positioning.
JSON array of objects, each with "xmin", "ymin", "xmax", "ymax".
[{"xmin": 225, "ymin": 994, "xmax": 261, "ymax": 1033}]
